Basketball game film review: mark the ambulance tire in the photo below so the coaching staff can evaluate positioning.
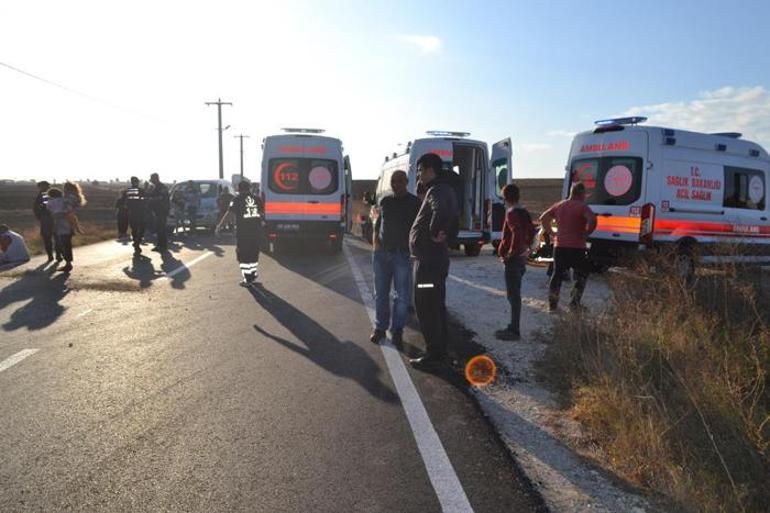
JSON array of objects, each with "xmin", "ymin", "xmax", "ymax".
[
  {"xmin": 464, "ymin": 243, "xmax": 482, "ymax": 257},
  {"xmin": 330, "ymin": 238, "xmax": 343, "ymax": 254}
]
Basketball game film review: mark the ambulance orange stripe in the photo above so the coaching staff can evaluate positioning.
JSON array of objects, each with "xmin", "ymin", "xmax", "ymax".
[
  {"xmin": 595, "ymin": 216, "xmax": 641, "ymax": 234},
  {"xmin": 265, "ymin": 202, "xmax": 341, "ymax": 215}
]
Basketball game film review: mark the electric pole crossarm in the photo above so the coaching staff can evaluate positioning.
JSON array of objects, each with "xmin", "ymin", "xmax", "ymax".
[{"xmin": 205, "ymin": 98, "xmax": 233, "ymax": 179}]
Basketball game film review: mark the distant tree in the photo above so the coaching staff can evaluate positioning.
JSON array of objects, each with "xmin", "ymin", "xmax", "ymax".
[{"xmin": 92, "ymin": 180, "xmax": 100, "ymax": 186}]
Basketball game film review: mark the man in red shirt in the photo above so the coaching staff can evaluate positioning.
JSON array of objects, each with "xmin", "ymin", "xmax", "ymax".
[
  {"xmin": 540, "ymin": 182, "xmax": 597, "ymax": 312},
  {"xmin": 496, "ymin": 184, "xmax": 535, "ymax": 341}
]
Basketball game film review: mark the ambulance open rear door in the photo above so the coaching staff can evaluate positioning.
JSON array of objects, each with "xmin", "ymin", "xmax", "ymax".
[{"xmin": 489, "ymin": 138, "xmax": 513, "ymax": 246}]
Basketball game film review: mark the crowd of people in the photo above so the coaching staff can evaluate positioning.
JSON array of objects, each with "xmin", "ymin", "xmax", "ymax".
[{"xmin": 370, "ymin": 152, "xmax": 597, "ymax": 370}]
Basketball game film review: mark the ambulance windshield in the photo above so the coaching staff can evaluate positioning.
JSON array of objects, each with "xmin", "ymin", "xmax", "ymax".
[
  {"xmin": 268, "ymin": 158, "xmax": 339, "ymax": 195},
  {"xmin": 570, "ymin": 156, "xmax": 643, "ymax": 206}
]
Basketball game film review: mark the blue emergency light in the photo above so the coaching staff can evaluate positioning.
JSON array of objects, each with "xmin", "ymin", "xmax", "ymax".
[
  {"xmin": 426, "ymin": 130, "xmax": 471, "ymax": 138},
  {"xmin": 281, "ymin": 128, "xmax": 326, "ymax": 134}
]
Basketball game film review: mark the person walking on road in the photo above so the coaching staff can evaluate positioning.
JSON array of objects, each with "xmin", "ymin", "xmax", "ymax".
[
  {"xmin": 495, "ymin": 184, "xmax": 536, "ymax": 341},
  {"xmin": 216, "ymin": 180, "xmax": 264, "ymax": 287},
  {"xmin": 184, "ymin": 181, "xmax": 201, "ymax": 235},
  {"xmin": 33, "ymin": 180, "xmax": 60, "ymax": 263},
  {"xmin": 148, "ymin": 172, "xmax": 170, "ymax": 251},
  {"xmin": 539, "ymin": 182, "xmax": 597, "ymax": 312},
  {"xmin": 408, "ymin": 153, "xmax": 459, "ymax": 369},
  {"xmin": 115, "ymin": 191, "xmax": 129, "ymax": 239},
  {"xmin": 46, "ymin": 187, "xmax": 78, "ymax": 273},
  {"xmin": 217, "ymin": 185, "xmax": 235, "ymax": 232},
  {"xmin": 370, "ymin": 170, "xmax": 421, "ymax": 349},
  {"xmin": 123, "ymin": 177, "xmax": 147, "ymax": 256}
]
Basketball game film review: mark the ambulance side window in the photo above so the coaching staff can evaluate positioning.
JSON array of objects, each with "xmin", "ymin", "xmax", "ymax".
[{"xmin": 723, "ymin": 166, "xmax": 765, "ymax": 210}]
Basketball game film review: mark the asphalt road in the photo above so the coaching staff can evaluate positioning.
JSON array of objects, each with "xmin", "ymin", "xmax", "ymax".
[{"xmin": 0, "ymin": 233, "xmax": 546, "ymax": 513}]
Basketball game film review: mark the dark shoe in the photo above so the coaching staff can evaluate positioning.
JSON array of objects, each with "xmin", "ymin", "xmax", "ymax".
[
  {"xmin": 495, "ymin": 329, "xmax": 520, "ymax": 341},
  {"xmin": 409, "ymin": 354, "xmax": 446, "ymax": 370},
  {"xmin": 569, "ymin": 303, "xmax": 587, "ymax": 314},
  {"xmin": 391, "ymin": 331, "xmax": 404, "ymax": 350},
  {"xmin": 55, "ymin": 256, "xmax": 63, "ymax": 263},
  {"xmin": 151, "ymin": 246, "xmax": 164, "ymax": 252},
  {"xmin": 370, "ymin": 329, "xmax": 386, "ymax": 344},
  {"xmin": 60, "ymin": 263, "xmax": 73, "ymax": 273},
  {"xmin": 46, "ymin": 256, "xmax": 54, "ymax": 263},
  {"xmin": 134, "ymin": 247, "xmax": 142, "ymax": 255}
]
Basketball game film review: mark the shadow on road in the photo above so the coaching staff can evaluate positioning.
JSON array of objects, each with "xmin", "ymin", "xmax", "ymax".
[
  {"xmin": 249, "ymin": 284, "xmax": 398, "ymax": 404},
  {"xmin": 0, "ymin": 268, "xmax": 70, "ymax": 332},
  {"xmin": 122, "ymin": 255, "xmax": 163, "ymax": 288}
]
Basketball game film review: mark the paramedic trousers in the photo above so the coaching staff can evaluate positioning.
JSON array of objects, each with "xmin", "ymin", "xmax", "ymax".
[
  {"xmin": 40, "ymin": 220, "xmax": 57, "ymax": 260},
  {"xmin": 373, "ymin": 250, "xmax": 411, "ymax": 334},
  {"xmin": 549, "ymin": 247, "xmax": 589, "ymax": 309},
  {"xmin": 117, "ymin": 210, "xmax": 128, "ymax": 237},
  {"xmin": 154, "ymin": 211, "xmax": 168, "ymax": 249},
  {"xmin": 129, "ymin": 216, "xmax": 145, "ymax": 250},
  {"xmin": 414, "ymin": 257, "xmax": 449, "ymax": 358},
  {"xmin": 504, "ymin": 256, "xmax": 527, "ymax": 334}
]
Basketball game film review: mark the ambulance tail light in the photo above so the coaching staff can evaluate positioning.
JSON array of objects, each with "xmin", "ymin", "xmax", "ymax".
[
  {"xmin": 329, "ymin": 233, "xmax": 338, "ymax": 240},
  {"xmin": 640, "ymin": 203, "xmax": 656, "ymax": 246},
  {"xmin": 268, "ymin": 233, "xmax": 278, "ymax": 241}
]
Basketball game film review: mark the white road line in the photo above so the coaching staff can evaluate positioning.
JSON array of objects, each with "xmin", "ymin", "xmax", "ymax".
[
  {"xmin": 76, "ymin": 308, "xmax": 94, "ymax": 319},
  {"xmin": 164, "ymin": 251, "xmax": 213, "ymax": 279},
  {"xmin": 343, "ymin": 243, "xmax": 474, "ymax": 513},
  {"xmin": 448, "ymin": 274, "xmax": 506, "ymax": 297},
  {"xmin": 0, "ymin": 349, "xmax": 39, "ymax": 373}
]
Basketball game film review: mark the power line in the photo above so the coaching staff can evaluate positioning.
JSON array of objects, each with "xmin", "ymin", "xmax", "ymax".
[{"xmin": 0, "ymin": 60, "xmax": 166, "ymax": 124}]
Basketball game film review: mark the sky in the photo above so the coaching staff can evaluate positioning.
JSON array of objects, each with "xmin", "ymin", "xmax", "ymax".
[{"xmin": 2, "ymin": 0, "xmax": 770, "ymax": 184}]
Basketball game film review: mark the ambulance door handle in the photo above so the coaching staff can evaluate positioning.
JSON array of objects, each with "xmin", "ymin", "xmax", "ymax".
[
  {"xmin": 307, "ymin": 200, "xmax": 320, "ymax": 204},
  {"xmin": 598, "ymin": 212, "xmax": 613, "ymax": 217},
  {"xmin": 761, "ymin": 217, "xmax": 768, "ymax": 221}
]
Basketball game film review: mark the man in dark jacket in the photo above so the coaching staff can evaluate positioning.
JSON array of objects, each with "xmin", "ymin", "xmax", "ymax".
[
  {"xmin": 408, "ymin": 153, "xmax": 459, "ymax": 369},
  {"xmin": 33, "ymin": 181, "xmax": 59, "ymax": 263},
  {"xmin": 147, "ymin": 172, "xmax": 170, "ymax": 251},
  {"xmin": 123, "ymin": 176, "xmax": 147, "ymax": 255}
]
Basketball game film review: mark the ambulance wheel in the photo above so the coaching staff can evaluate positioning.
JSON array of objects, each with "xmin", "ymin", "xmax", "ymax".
[
  {"xmin": 330, "ymin": 237, "xmax": 343, "ymax": 254},
  {"xmin": 464, "ymin": 243, "xmax": 482, "ymax": 257}
]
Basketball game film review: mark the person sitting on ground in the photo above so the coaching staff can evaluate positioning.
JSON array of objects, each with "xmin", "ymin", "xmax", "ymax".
[
  {"xmin": 495, "ymin": 184, "xmax": 536, "ymax": 341},
  {"xmin": 0, "ymin": 224, "xmax": 30, "ymax": 268}
]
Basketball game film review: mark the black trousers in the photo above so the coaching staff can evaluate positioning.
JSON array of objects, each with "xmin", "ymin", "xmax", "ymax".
[
  {"xmin": 40, "ymin": 220, "xmax": 57, "ymax": 259},
  {"xmin": 549, "ymin": 247, "xmax": 589, "ymax": 309},
  {"xmin": 117, "ymin": 210, "xmax": 128, "ymax": 236},
  {"xmin": 504, "ymin": 256, "xmax": 526, "ymax": 334},
  {"xmin": 154, "ymin": 212, "xmax": 168, "ymax": 249},
  {"xmin": 129, "ymin": 216, "xmax": 145, "ymax": 250},
  {"xmin": 414, "ymin": 258, "xmax": 449, "ymax": 358},
  {"xmin": 56, "ymin": 233, "xmax": 73, "ymax": 263}
]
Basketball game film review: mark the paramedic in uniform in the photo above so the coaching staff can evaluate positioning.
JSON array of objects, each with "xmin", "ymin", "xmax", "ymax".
[
  {"xmin": 123, "ymin": 176, "xmax": 147, "ymax": 256},
  {"xmin": 370, "ymin": 170, "xmax": 421, "ymax": 348},
  {"xmin": 216, "ymin": 180, "xmax": 264, "ymax": 286},
  {"xmin": 33, "ymin": 181, "xmax": 59, "ymax": 263},
  {"xmin": 540, "ymin": 182, "xmax": 597, "ymax": 312},
  {"xmin": 408, "ymin": 153, "xmax": 459, "ymax": 369}
]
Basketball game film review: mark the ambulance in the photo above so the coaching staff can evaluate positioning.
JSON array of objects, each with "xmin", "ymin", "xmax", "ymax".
[
  {"xmin": 375, "ymin": 131, "xmax": 512, "ymax": 256},
  {"xmin": 563, "ymin": 117, "xmax": 770, "ymax": 270},
  {"xmin": 261, "ymin": 128, "xmax": 352, "ymax": 253}
]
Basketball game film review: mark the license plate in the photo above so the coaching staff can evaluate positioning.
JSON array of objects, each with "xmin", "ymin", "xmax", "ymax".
[{"xmin": 277, "ymin": 224, "xmax": 300, "ymax": 231}]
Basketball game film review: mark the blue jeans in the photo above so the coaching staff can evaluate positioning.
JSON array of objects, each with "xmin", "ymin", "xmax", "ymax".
[{"xmin": 373, "ymin": 250, "xmax": 412, "ymax": 333}]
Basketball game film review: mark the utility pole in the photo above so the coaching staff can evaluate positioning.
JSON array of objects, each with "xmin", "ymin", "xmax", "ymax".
[
  {"xmin": 205, "ymin": 98, "xmax": 232, "ymax": 179},
  {"xmin": 233, "ymin": 134, "xmax": 250, "ymax": 178}
]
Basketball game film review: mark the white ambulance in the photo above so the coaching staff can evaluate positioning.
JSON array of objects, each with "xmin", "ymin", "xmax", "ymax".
[
  {"xmin": 261, "ymin": 129, "xmax": 352, "ymax": 253},
  {"xmin": 563, "ymin": 117, "xmax": 770, "ymax": 269},
  {"xmin": 375, "ymin": 131, "xmax": 512, "ymax": 256}
]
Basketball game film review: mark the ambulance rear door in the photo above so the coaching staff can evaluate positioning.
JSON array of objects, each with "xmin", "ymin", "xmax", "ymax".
[
  {"xmin": 489, "ymin": 138, "xmax": 512, "ymax": 243},
  {"xmin": 568, "ymin": 129, "xmax": 649, "ymax": 244},
  {"xmin": 343, "ymin": 155, "xmax": 353, "ymax": 233}
]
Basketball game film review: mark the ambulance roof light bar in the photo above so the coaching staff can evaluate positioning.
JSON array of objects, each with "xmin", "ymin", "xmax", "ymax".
[
  {"xmin": 711, "ymin": 132, "xmax": 742, "ymax": 139},
  {"xmin": 281, "ymin": 128, "xmax": 326, "ymax": 134},
  {"xmin": 426, "ymin": 130, "xmax": 471, "ymax": 138},
  {"xmin": 594, "ymin": 116, "xmax": 648, "ymax": 126}
]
